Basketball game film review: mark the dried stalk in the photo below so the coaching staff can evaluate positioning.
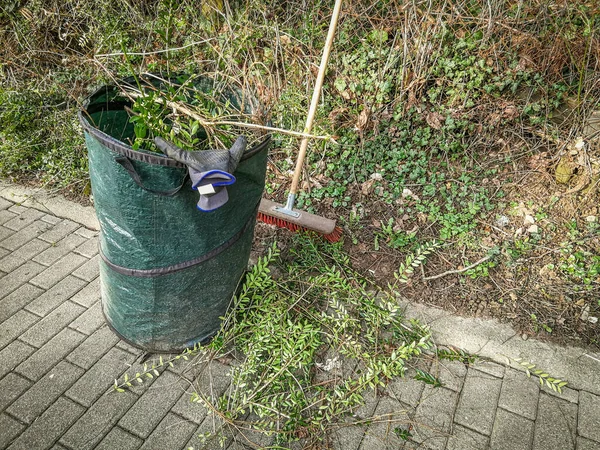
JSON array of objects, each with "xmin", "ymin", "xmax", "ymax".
[{"xmin": 423, "ymin": 255, "xmax": 493, "ymax": 281}]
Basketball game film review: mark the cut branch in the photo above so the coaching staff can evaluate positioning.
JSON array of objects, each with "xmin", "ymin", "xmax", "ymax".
[
  {"xmin": 423, "ymin": 255, "xmax": 493, "ymax": 281},
  {"xmin": 124, "ymin": 90, "xmax": 336, "ymax": 142}
]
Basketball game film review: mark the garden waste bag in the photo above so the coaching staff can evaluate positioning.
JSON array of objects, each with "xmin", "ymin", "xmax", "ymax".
[{"xmin": 79, "ymin": 79, "xmax": 270, "ymax": 352}]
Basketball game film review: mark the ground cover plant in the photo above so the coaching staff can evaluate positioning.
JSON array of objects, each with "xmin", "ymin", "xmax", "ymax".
[
  {"xmin": 115, "ymin": 236, "xmax": 446, "ymax": 447},
  {"xmin": 1, "ymin": 0, "xmax": 598, "ymax": 348}
]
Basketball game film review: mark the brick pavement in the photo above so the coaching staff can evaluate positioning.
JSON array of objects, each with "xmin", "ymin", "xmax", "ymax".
[{"xmin": 1, "ymin": 198, "xmax": 600, "ymax": 450}]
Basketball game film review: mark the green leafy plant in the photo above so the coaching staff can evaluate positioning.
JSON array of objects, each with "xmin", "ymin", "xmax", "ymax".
[
  {"xmin": 413, "ymin": 369, "xmax": 442, "ymax": 388},
  {"xmin": 511, "ymin": 357, "xmax": 568, "ymax": 393},
  {"xmin": 115, "ymin": 237, "xmax": 433, "ymax": 445},
  {"xmin": 436, "ymin": 347, "xmax": 477, "ymax": 365},
  {"xmin": 393, "ymin": 241, "xmax": 440, "ymax": 284},
  {"xmin": 394, "ymin": 426, "xmax": 413, "ymax": 441}
]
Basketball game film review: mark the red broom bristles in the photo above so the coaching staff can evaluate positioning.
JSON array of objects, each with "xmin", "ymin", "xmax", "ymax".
[{"xmin": 257, "ymin": 212, "xmax": 342, "ymax": 243}]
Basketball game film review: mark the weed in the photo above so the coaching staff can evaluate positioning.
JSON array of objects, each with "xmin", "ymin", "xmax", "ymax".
[
  {"xmin": 436, "ymin": 347, "xmax": 477, "ymax": 365},
  {"xmin": 465, "ymin": 259, "xmax": 497, "ymax": 279},
  {"xmin": 376, "ymin": 218, "xmax": 417, "ymax": 250},
  {"xmin": 163, "ymin": 237, "xmax": 431, "ymax": 442},
  {"xmin": 530, "ymin": 314, "xmax": 553, "ymax": 334},
  {"xmin": 508, "ymin": 356, "xmax": 568, "ymax": 394}
]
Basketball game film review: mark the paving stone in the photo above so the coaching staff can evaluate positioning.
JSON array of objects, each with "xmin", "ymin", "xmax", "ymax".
[
  {"xmin": 68, "ymin": 300, "xmax": 104, "ymax": 335},
  {"xmin": 543, "ymin": 384, "xmax": 579, "ymax": 404},
  {"xmin": 20, "ymin": 301, "xmax": 86, "ymax": 348},
  {"xmin": 72, "ymin": 254, "xmax": 100, "ymax": 282},
  {"xmin": 0, "ymin": 224, "xmax": 15, "ymax": 242},
  {"xmin": 0, "ymin": 309, "xmax": 40, "ymax": 350},
  {"xmin": 115, "ymin": 339, "xmax": 145, "ymax": 356},
  {"xmin": 6, "ymin": 396, "xmax": 85, "ymax": 450},
  {"xmin": 0, "ymin": 373, "xmax": 31, "ymax": 411},
  {"xmin": 471, "ymin": 360, "xmax": 505, "ymax": 378},
  {"xmin": 30, "ymin": 253, "xmax": 87, "ymax": 289},
  {"xmin": 66, "ymin": 325, "xmax": 120, "ymax": 369},
  {"xmin": 0, "ymin": 209, "xmax": 16, "ymax": 224},
  {"xmin": 38, "ymin": 219, "xmax": 79, "ymax": 244},
  {"xmin": 332, "ymin": 423, "xmax": 367, "ymax": 450},
  {"xmin": 3, "ymin": 208, "xmax": 44, "ymax": 231},
  {"xmin": 353, "ymin": 379, "xmax": 380, "ymax": 420},
  {"xmin": 412, "ymin": 386, "xmax": 457, "ymax": 450},
  {"xmin": 32, "ymin": 233, "xmax": 87, "ymax": 266},
  {"xmin": 230, "ymin": 414, "xmax": 276, "ymax": 449},
  {"xmin": 172, "ymin": 391, "xmax": 208, "ymax": 426},
  {"xmin": 360, "ymin": 396, "xmax": 410, "ymax": 450},
  {"xmin": 532, "ymin": 392, "xmax": 577, "ymax": 450},
  {"xmin": 0, "ymin": 198, "xmax": 13, "ymax": 210},
  {"xmin": 185, "ymin": 414, "xmax": 235, "ymax": 450},
  {"xmin": 388, "ymin": 369, "xmax": 426, "ymax": 408},
  {"xmin": 94, "ymin": 427, "xmax": 143, "ymax": 450},
  {"xmin": 7, "ymin": 204, "xmax": 27, "ymax": 214},
  {"xmin": 578, "ymin": 437, "xmax": 600, "ymax": 450},
  {"xmin": 119, "ymin": 370, "xmax": 187, "ymax": 438},
  {"xmin": 66, "ymin": 347, "xmax": 136, "ymax": 407},
  {"xmin": 73, "ymin": 237, "xmax": 98, "ymax": 258},
  {"xmin": 138, "ymin": 412, "xmax": 197, "ymax": 450},
  {"xmin": 70, "ymin": 277, "xmax": 101, "ymax": 308},
  {"xmin": 40, "ymin": 214, "xmax": 61, "ymax": 225},
  {"xmin": 0, "ymin": 414, "xmax": 25, "ymax": 449},
  {"xmin": 60, "ymin": 390, "xmax": 138, "ymax": 450},
  {"xmin": 75, "ymin": 227, "xmax": 99, "ymax": 239},
  {"xmin": 454, "ymin": 367, "xmax": 503, "ymax": 435},
  {"xmin": 0, "ymin": 246, "xmax": 8, "ymax": 259},
  {"xmin": 25, "ymin": 275, "xmax": 87, "ymax": 317},
  {"xmin": 0, "ymin": 340, "xmax": 36, "ymax": 380},
  {"xmin": 0, "ymin": 260, "xmax": 45, "ymax": 301},
  {"xmin": 579, "ymin": 391, "xmax": 600, "ymax": 442},
  {"xmin": 490, "ymin": 408, "xmax": 534, "ymax": 450},
  {"xmin": 227, "ymin": 442, "xmax": 254, "ymax": 450},
  {"xmin": 172, "ymin": 360, "xmax": 231, "ymax": 424},
  {"xmin": 446, "ymin": 424, "xmax": 489, "ymax": 450},
  {"xmin": 0, "ymin": 220, "xmax": 52, "ymax": 251},
  {"xmin": 430, "ymin": 360, "xmax": 467, "ymax": 392},
  {"xmin": 121, "ymin": 358, "xmax": 166, "ymax": 396},
  {"xmin": 15, "ymin": 328, "xmax": 86, "ymax": 381},
  {"xmin": 0, "ymin": 238, "xmax": 50, "ymax": 272},
  {"xmin": 499, "ymin": 368, "xmax": 540, "ymax": 420},
  {"xmin": 6, "ymin": 361, "xmax": 83, "ymax": 425},
  {"xmin": 0, "ymin": 284, "xmax": 44, "ymax": 323}
]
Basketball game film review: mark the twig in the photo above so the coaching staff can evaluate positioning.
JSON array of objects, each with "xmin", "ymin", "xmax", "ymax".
[
  {"xmin": 125, "ymin": 90, "xmax": 337, "ymax": 142},
  {"xmin": 423, "ymin": 255, "xmax": 493, "ymax": 281},
  {"xmin": 94, "ymin": 39, "xmax": 215, "ymax": 57}
]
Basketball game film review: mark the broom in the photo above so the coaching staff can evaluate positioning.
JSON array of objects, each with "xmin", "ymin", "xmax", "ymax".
[{"xmin": 257, "ymin": 0, "xmax": 343, "ymax": 243}]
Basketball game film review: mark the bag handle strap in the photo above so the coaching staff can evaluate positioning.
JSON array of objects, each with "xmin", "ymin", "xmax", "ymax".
[{"xmin": 115, "ymin": 156, "xmax": 188, "ymax": 197}]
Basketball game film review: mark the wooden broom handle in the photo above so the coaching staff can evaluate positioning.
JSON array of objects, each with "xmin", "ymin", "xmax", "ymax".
[{"xmin": 289, "ymin": 0, "xmax": 343, "ymax": 195}]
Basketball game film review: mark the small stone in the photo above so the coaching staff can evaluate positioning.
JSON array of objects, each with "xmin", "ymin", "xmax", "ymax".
[
  {"xmin": 588, "ymin": 316, "xmax": 598, "ymax": 324},
  {"xmin": 527, "ymin": 224, "xmax": 539, "ymax": 234},
  {"xmin": 370, "ymin": 173, "xmax": 383, "ymax": 181},
  {"xmin": 521, "ymin": 333, "xmax": 529, "ymax": 341},
  {"xmin": 515, "ymin": 228, "xmax": 523, "ymax": 236},
  {"xmin": 524, "ymin": 215, "xmax": 535, "ymax": 226},
  {"xmin": 581, "ymin": 305, "xmax": 590, "ymax": 322},
  {"xmin": 586, "ymin": 216, "xmax": 597, "ymax": 222},
  {"xmin": 495, "ymin": 215, "xmax": 510, "ymax": 227}
]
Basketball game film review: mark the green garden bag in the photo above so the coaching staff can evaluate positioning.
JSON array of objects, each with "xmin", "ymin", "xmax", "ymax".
[{"xmin": 79, "ymin": 79, "xmax": 269, "ymax": 352}]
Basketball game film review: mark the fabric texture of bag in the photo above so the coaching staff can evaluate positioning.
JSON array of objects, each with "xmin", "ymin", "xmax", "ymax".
[{"xmin": 79, "ymin": 78, "xmax": 269, "ymax": 352}]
